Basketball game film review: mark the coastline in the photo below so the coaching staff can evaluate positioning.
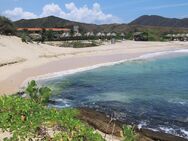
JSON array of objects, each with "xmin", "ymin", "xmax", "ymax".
[
  {"xmin": 1, "ymin": 36, "xmax": 188, "ymax": 94},
  {"xmin": 22, "ymin": 48, "xmax": 188, "ymax": 85}
]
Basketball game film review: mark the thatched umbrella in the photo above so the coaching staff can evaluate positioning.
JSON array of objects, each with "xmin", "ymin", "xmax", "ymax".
[
  {"xmin": 177, "ymin": 34, "xmax": 181, "ymax": 38},
  {"xmin": 172, "ymin": 34, "xmax": 176, "ymax": 37},
  {"xmin": 106, "ymin": 33, "xmax": 111, "ymax": 37},
  {"xmin": 101, "ymin": 33, "xmax": 106, "ymax": 37},
  {"xmin": 96, "ymin": 32, "xmax": 102, "ymax": 37},
  {"xmin": 111, "ymin": 33, "xmax": 117, "ymax": 37},
  {"xmin": 121, "ymin": 33, "xmax": 125, "ymax": 37},
  {"xmin": 181, "ymin": 34, "xmax": 186, "ymax": 37},
  {"xmin": 60, "ymin": 32, "xmax": 70, "ymax": 38},
  {"xmin": 85, "ymin": 32, "xmax": 94, "ymax": 37},
  {"xmin": 65, "ymin": 32, "xmax": 70, "ymax": 37},
  {"xmin": 74, "ymin": 33, "xmax": 82, "ymax": 37},
  {"xmin": 166, "ymin": 34, "xmax": 172, "ymax": 38}
]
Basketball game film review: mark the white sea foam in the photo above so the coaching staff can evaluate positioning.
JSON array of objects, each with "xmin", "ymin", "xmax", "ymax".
[
  {"xmin": 159, "ymin": 126, "xmax": 175, "ymax": 133},
  {"xmin": 174, "ymin": 49, "xmax": 188, "ymax": 53},
  {"xmin": 21, "ymin": 49, "xmax": 188, "ymax": 88},
  {"xmin": 159, "ymin": 126, "xmax": 188, "ymax": 139},
  {"xmin": 48, "ymin": 104, "xmax": 70, "ymax": 108},
  {"xmin": 168, "ymin": 99, "xmax": 187, "ymax": 105},
  {"xmin": 180, "ymin": 129, "xmax": 188, "ymax": 138},
  {"xmin": 49, "ymin": 98, "xmax": 72, "ymax": 108},
  {"xmin": 137, "ymin": 121, "xmax": 147, "ymax": 129}
]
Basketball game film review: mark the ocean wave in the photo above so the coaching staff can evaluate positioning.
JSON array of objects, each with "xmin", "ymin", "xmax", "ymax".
[
  {"xmin": 21, "ymin": 49, "xmax": 188, "ymax": 87},
  {"xmin": 168, "ymin": 99, "xmax": 187, "ymax": 105},
  {"xmin": 137, "ymin": 121, "xmax": 147, "ymax": 129},
  {"xmin": 174, "ymin": 49, "xmax": 188, "ymax": 53},
  {"xmin": 159, "ymin": 126, "xmax": 188, "ymax": 139},
  {"xmin": 49, "ymin": 98, "xmax": 72, "ymax": 108},
  {"xmin": 181, "ymin": 129, "xmax": 188, "ymax": 138}
]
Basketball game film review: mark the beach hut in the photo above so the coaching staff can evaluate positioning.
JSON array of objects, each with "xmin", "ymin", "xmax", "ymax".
[{"xmin": 133, "ymin": 32, "xmax": 148, "ymax": 41}]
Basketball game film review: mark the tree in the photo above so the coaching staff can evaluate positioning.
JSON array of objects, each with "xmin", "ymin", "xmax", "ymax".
[
  {"xmin": 45, "ymin": 30, "xmax": 54, "ymax": 41},
  {"xmin": 0, "ymin": 16, "xmax": 15, "ymax": 35},
  {"xmin": 40, "ymin": 28, "xmax": 46, "ymax": 42}
]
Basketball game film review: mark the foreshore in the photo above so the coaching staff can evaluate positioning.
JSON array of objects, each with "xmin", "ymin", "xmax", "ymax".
[{"xmin": 1, "ymin": 35, "xmax": 188, "ymax": 95}]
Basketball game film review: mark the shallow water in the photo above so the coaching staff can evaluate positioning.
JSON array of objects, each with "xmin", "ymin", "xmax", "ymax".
[{"xmin": 39, "ymin": 53, "xmax": 188, "ymax": 139}]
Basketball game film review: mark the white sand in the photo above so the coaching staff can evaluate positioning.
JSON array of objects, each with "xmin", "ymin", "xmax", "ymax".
[{"xmin": 0, "ymin": 35, "xmax": 188, "ymax": 95}]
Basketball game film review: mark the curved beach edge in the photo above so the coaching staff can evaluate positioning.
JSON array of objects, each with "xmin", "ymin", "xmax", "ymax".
[{"xmin": 21, "ymin": 49, "xmax": 188, "ymax": 89}]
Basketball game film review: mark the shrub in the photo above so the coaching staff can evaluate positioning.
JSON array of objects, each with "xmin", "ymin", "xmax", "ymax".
[
  {"xmin": 123, "ymin": 125, "xmax": 136, "ymax": 141},
  {"xmin": 0, "ymin": 96, "xmax": 104, "ymax": 141},
  {"xmin": 21, "ymin": 33, "xmax": 32, "ymax": 43},
  {"xmin": 25, "ymin": 80, "xmax": 52, "ymax": 104}
]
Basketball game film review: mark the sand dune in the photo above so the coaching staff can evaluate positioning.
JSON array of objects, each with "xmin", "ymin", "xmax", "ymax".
[{"xmin": 0, "ymin": 35, "xmax": 188, "ymax": 95}]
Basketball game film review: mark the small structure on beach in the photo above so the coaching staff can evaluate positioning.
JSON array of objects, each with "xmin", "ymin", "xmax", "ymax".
[
  {"xmin": 85, "ymin": 32, "xmax": 95, "ymax": 37},
  {"xmin": 120, "ymin": 33, "xmax": 125, "ymax": 40},
  {"xmin": 29, "ymin": 33, "xmax": 42, "ymax": 41},
  {"xmin": 165, "ymin": 33, "xmax": 188, "ymax": 41},
  {"xmin": 133, "ymin": 32, "xmax": 148, "ymax": 41}
]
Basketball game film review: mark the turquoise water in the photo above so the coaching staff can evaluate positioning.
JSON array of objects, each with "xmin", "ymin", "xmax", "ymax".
[{"xmin": 39, "ymin": 53, "xmax": 188, "ymax": 139}]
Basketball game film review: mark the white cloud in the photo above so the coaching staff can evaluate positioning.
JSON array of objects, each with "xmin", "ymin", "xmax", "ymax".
[
  {"xmin": 3, "ymin": 8, "xmax": 37, "ymax": 20},
  {"xmin": 2, "ymin": 2, "xmax": 120, "ymax": 24},
  {"xmin": 40, "ymin": 3, "xmax": 65, "ymax": 17}
]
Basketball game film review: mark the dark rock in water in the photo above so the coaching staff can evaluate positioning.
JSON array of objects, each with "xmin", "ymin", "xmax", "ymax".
[
  {"xmin": 77, "ymin": 108, "xmax": 123, "ymax": 137},
  {"xmin": 48, "ymin": 99, "xmax": 56, "ymax": 104},
  {"xmin": 137, "ymin": 128, "xmax": 188, "ymax": 141},
  {"xmin": 77, "ymin": 108, "xmax": 188, "ymax": 141}
]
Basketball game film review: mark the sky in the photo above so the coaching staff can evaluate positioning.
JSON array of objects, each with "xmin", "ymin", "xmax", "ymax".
[{"xmin": 0, "ymin": 0, "xmax": 188, "ymax": 24}]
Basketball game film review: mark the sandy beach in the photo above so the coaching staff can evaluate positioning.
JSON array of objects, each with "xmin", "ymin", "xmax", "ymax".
[{"xmin": 0, "ymin": 35, "xmax": 188, "ymax": 95}]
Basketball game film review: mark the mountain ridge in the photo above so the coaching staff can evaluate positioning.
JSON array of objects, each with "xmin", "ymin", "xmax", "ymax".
[
  {"xmin": 129, "ymin": 15, "xmax": 188, "ymax": 28},
  {"xmin": 14, "ymin": 15, "xmax": 188, "ymax": 34}
]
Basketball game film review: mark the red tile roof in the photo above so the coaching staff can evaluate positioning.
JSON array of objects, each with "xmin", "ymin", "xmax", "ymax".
[{"xmin": 16, "ymin": 28, "xmax": 70, "ymax": 32}]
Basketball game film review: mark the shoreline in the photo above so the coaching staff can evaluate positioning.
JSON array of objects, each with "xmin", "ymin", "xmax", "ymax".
[
  {"xmin": 22, "ymin": 48, "xmax": 188, "ymax": 86},
  {"xmin": 1, "ymin": 36, "xmax": 188, "ymax": 94},
  {"xmin": 2, "ymin": 48, "xmax": 188, "ymax": 95}
]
